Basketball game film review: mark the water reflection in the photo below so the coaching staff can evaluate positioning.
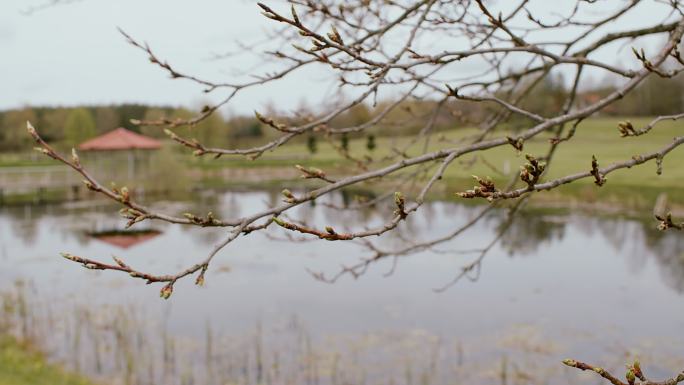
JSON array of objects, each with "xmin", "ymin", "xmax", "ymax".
[
  {"xmin": 1, "ymin": 191, "xmax": 684, "ymax": 385},
  {"xmin": 493, "ymin": 211, "xmax": 567, "ymax": 256}
]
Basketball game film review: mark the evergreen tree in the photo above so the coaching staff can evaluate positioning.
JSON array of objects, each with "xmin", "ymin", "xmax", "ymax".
[
  {"xmin": 340, "ymin": 133, "xmax": 349, "ymax": 152},
  {"xmin": 307, "ymin": 135, "xmax": 317, "ymax": 154},
  {"xmin": 366, "ymin": 134, "xmax": 376, "ymax": 152}
]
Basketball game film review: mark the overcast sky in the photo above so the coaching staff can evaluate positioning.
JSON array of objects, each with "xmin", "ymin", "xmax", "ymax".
[
  {"xmin": 1, "ymin": 0, "xmax": 322, "ymax": 115},
  {"xmin": 1, "ymin": 0, "xmax": 675, "ymax": 115}
]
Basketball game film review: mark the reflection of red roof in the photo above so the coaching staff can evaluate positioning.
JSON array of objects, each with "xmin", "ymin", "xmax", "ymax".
[
  {"xmin": 78, "ymin": 128, "xmax": 161, "ymax": 151},
  {"xmin": 91, "ymin": 230, "xmax": 161, "ymax": 249}
]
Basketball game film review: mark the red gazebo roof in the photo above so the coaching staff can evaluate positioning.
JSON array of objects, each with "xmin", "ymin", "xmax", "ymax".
[{"xmin": 78, "ymin": 127, "xmax": 162, "ymax": 151}]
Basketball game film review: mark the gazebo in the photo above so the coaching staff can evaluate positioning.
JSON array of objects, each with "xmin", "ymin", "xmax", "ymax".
[{"xmin": 78, "ymin": 128, "xmax": 161, "ymax": 180}]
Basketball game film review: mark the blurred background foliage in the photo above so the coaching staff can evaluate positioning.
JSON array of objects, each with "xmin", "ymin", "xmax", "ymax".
[{"xmin": 2, "ymin": 71, "xmax": 683, "ymax": 152}]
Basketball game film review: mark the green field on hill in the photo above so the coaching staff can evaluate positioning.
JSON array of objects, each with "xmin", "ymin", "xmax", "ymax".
[
  {"xmin": 190, "ymin": 116, "xmax": 684, "ymax": 205},
  {"xmin": 191, "ymin": 116, "xmax": 683, "ymax": 184}
]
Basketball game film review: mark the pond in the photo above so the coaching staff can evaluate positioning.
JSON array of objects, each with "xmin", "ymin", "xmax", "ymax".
[{"xmin": 1, "ymin": 190, "xmax": 683, "ymax": 385}]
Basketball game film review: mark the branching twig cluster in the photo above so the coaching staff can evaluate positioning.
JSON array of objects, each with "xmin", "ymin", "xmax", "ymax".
[
  {"xmin": 563, "ymin": 359, "xmax": 684, "ymax": 385},
  {"xmin": 25, "ymin": 0, "xmax": 684, "ymax": 296},
  {"xmin": 656, "ymin": 212, "xmax": 684, "ymax": 231}
]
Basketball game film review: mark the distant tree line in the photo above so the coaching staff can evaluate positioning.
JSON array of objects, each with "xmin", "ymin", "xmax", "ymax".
[
  {"xmin": 0, "ymin": 104, "xmax": 263, "ymax": 151},
  {"xmin": 586, "ymin": 74, "xmax": 684, "ymax": 117},
  {"xmin": 2, "ymin": 72, "xmax": 683, "ymax": 152}
]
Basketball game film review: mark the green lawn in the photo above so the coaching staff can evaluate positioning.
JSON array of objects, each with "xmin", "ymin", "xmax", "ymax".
[
  {"xmin": 0, "ymin": 336, "xmax": 95, "ymax": 385},
  {"xmin": 437, "ymin": 117, "xmax": 684, "ymax": 188},
  {"xmin": 432, "ymin": 117, "xmax": 684, "ymax": 206},
  {"xmin": 186, "ymin": 116, "xmax": 684, "ymax": 205},
  {"xmin": 190, "ymin": 116, "xmax": 683, "ymax": 183}
]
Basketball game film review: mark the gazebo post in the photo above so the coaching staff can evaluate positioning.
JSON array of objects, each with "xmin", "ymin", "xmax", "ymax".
[{"xmin": 128, "ymin": 150, "xmax": 134, "ymax": 180}]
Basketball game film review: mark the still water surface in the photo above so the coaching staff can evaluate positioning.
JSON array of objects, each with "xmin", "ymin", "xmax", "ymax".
[{"xmin": 1, "ymin": 191, "xmax": 683, "ymax": 384}]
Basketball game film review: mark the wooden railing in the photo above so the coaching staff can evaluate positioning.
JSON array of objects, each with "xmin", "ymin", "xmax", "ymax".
[{"xmin": 0, "ymin": 166, "xmax": 82, "ymax": 198}]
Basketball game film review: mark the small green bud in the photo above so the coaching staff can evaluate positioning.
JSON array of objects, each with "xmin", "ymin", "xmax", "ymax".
[
  {"xmin": 82, "ymin": 180, "xmax": 95, "ymax": 190},
  {"xmin": 119, "ymin": 187, "xmax": 130, "ymax": 203},
  {"xmin": 626, "ymin": 369, "xmax": 636, "ymax": 384},
  {"xmin": 112, "ymin": 256, "xmax": 127, "ymax": 268},
  {"xmin": 71, "ymin": 148, "xmax": 80, "ymax": 165},
  {"xmin": 26, "ymin": 121, "xmax": 37, "ymax": 134},
  {"xmin": 160, "ymin": 284, "xmax": 174, "ymax": 300},
  {"xmin": 394, "ymin": 192, "xmax": 404, "ymax": 206}
]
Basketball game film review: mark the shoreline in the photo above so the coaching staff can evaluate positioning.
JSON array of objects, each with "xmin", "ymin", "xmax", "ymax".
[{"xmin": 2, "ymin": 178, "xmax": 682, "ymax": 223}]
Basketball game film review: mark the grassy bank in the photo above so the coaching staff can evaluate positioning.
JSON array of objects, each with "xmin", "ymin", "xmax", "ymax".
[{"xmin": 0, "ymin": 336, "xmax": 95, "ymax": 385}]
